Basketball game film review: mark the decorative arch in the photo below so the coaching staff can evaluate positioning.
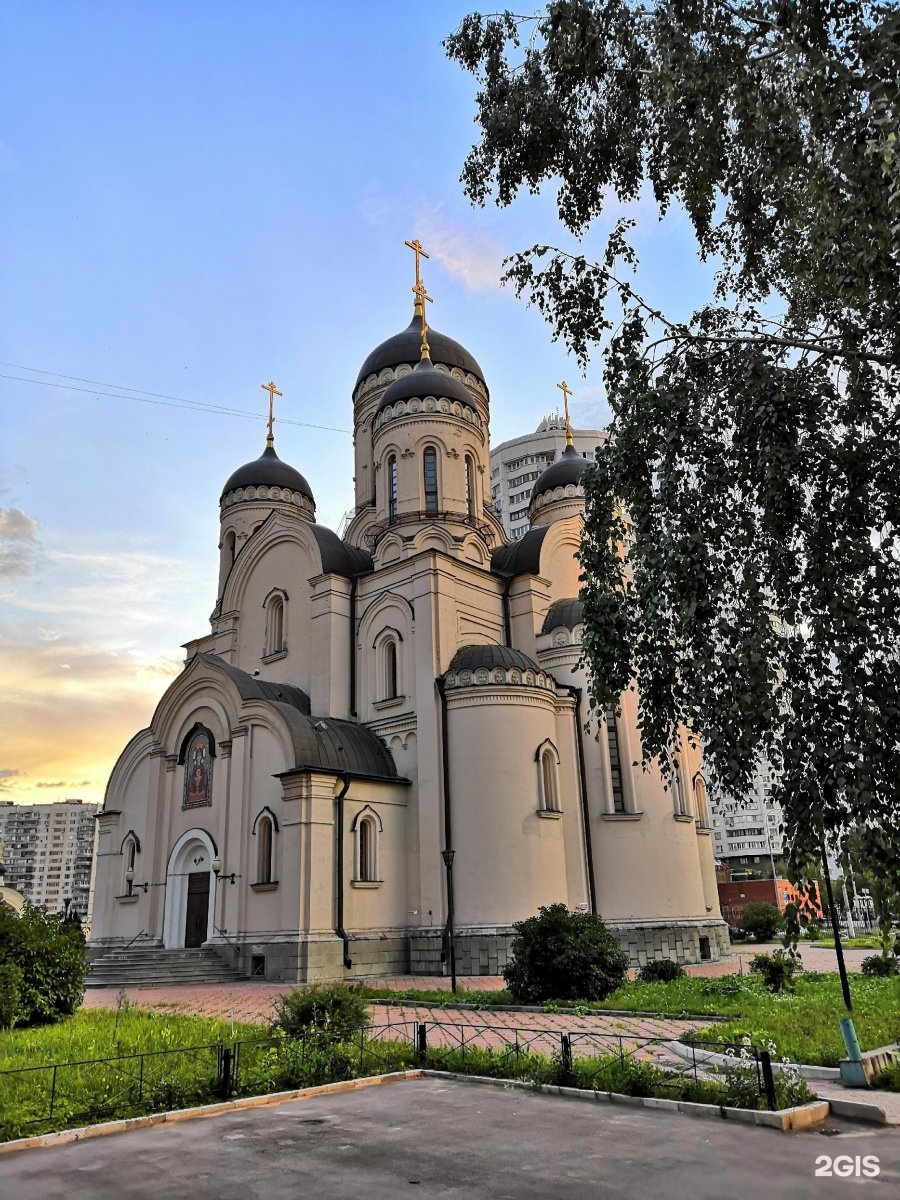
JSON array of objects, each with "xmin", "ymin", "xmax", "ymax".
[
  {"xmin": 252, "ymin": 807, "xmax": 278, "ymax": 886},
  {"xmin": 262, "ymin": 587, "xmax": 288, "ymax": 657},
  {"xmin": 536, "ymin": 741, "xmax": 561, "ymax": 813},
  {"xmin": 162, "ymin": 828, "xmax": 219, "ymax": 949},
  {"xmin": 250, "ymin": 805, "xmax": 280, "ymax": 835},
  {"xmin": 351, "ymin": 805, "xmax": 383, "ymax": 883},
  {"xmin": 179, "ymin": 724, "xmax": 216, "ymax": 810}
]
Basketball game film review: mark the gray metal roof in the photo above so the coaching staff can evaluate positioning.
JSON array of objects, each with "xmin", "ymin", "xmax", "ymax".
[
  {"xmin": 196, "ymin": 654, "xmax": 400, "ymax": 782},
  {"xmin": 490, "ymin": 527, "xmax": 548, "ymax": 578},
  {"xmin": 375, "ymin": 355, "xmax": 475, "ymax": 415},
  {"xmin": 530, "ymin": 444, "xmax": 588, "ymax": 505},
  {"xmin": 308, "ymin": 525, "xmax": 374, "ymax": 578},
  {"xmin": 447, "ymin": 644, "xmax": 545, "ymax": 675},
  {"xmin": 541, "ymin": 598, "xmax": 583, "ymax": 634}
]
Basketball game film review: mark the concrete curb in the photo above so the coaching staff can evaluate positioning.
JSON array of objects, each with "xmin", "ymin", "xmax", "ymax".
[
  {"xmin": 663, "ymin": 1039, "xmax": 840, "ymax": 1081},
  {"xmin": 0, "ymin": 1070, "xmax": 424, "ymax": 1157},
  {"xmin": 824, "ymin": 1097, "xmax": 888, "ymax": 1125},
  {"xmin": 419, "ymin": 1071, "xmax": 830, "ymax": 1131},
  {"xmin": 368, "ymin": 999, "xmax": 728, "ymax": 1021}
]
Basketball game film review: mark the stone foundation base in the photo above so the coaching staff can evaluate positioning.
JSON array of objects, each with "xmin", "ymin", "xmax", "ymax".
[{"xmin": 606, "ymin": 918, "xmax": 731, "ymax": 967}]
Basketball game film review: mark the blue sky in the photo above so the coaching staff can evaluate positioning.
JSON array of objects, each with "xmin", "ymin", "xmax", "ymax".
[{"xmin": 0, "ymin": 1, "xmax": 717, "ymax": 805}]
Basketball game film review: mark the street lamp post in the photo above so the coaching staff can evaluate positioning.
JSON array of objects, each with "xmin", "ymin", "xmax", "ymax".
[{"xmin": 441, "ymin": 847, "xmax": 457, "ymax": 994}]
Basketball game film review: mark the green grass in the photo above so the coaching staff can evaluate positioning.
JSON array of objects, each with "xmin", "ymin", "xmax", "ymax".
[
  {"xmin": 814, "ymin": 938, "xmax": 882, "ymax": 949},
  {"xmin": 358, "ymin": 985, "xmax": 515, "ymax": 1007}
]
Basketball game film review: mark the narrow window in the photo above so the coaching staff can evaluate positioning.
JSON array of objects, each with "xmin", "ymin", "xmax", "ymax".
[
  {"xmin": 540, "ymin": 749, "xmax": 559, "ymax": 812},
  {"xmin": 267, "ymin": 596, "xmax": 285, "ymax": 655},
  {"xmin": 605, "ymin": 709, "xmax": 626, "ymax": 813},
  {"xmin": 465, "ymin": 456, "xmax": 475, "ymax": 518},
  {"xmin": 388, "ymin": 456, "xmax": 398, "ymax": 520},
  {"xmin": 385, "ymin": 640, "xmax": 398, "ymax": 699},
  {"xmin": 694, "ymin": 775, "xmax": 710, "ymax": 827},
  {"xmin": 423, "ymin": 447, "xmax": 438, "ymax": 514},
  {"xmin": 357, "ymin": 817, "xmax": 377, "ymax": 882},
  {"xmin": 224, "ymin": 529, "xmax": 236, "ymax": 566},
  {"xmin": 257, "ymin": 816, "xmax": 273, "ymax": 884},
  {"xmin": 672, "ymin": 761, "xmax": 689, "ymax": 816}
]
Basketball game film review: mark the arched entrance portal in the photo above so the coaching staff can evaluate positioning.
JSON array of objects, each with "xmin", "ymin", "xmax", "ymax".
[{"xmin": 163, "ymin": 829, "xmax": 218, "ymax": 949}]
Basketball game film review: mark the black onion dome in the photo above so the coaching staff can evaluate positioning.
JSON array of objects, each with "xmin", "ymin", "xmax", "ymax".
[
  {"xmin": 356, "ymin": 311, "xmax": 485, "ymax": 389},
  {"xmin": 221, "ymin": 444, "xmax": 314, "ymax": 503},
  {"xmin": 375, "ymin": 354, "xmax": 475, "ymax": 415},
  {"xmin": 530, "ymin": 445, "xmax": 588, "ymax": 506},
  {"xmin": 541, "ymin": 598, "xmax": 583, "ymax": 634}
]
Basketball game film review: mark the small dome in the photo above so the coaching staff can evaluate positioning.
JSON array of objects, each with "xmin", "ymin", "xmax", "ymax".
[
  {"xmin": 541, "ymin": 598, "xmax": 583, "ymax": 634},
  {"xmin": 356, "ymin": 311, "xmax": 485, "ymax": 390},
  {"xmin": 530, "ymin": 445, "xmax": 588, "ymax": 508},
  {"xmin": 221, "ymin": 444, "xmax": 315, "ymax": 503},
  {"xmin": 375, "ymin": 354, "xmax": 474, "ymax": 416},
  {"xmin": 448, "ymin": 644, "xmax": 545, "ymax": 675}
]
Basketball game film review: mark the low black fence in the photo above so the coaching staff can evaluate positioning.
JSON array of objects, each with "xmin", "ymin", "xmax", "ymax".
[{"xmin": 0, "ymin": 1019, "xmax": 777, "ymax": 1138}]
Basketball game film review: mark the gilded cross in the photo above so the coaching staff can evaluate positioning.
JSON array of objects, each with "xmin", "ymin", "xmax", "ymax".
[
  {"xmin": 557, "ymin": 380, "xmax": 574, "ymax": 445},
  {"xmin": 405, "ymin": 238, "xmax": 430, "ymax": 288},
  {"xmin": 413, "ymin": 279, "xmax": 433, "ymax": 357},
  {"xmin": 261, "ymin": 380, "xmax": 283, "ymax": 445}
]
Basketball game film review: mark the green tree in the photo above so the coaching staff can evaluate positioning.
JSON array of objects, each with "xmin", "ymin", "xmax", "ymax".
[
  {"xmin": 445, "ymin": 2, "xmax": 900, "ymax": 877},
  {"xmin": 0, "ymin": 903, "xmax": 88, "ymax": 1026},
  {"xmin": 740, "ymin": 901, "xmax": 783, "ymax": 941},
  {"xmin": 502, "ymin": 903, "xmax": 630, "ymax": 1002}
]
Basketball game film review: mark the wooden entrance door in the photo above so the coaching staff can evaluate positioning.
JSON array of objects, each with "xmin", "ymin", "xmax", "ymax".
[{"xmin": 185, "ymin": 871, "xmax": 210, "ymax": 947}]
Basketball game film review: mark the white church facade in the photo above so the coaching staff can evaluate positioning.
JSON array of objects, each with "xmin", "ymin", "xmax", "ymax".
[{"xmin": 89, "ymin": 275, "xmax": 728, "ymax": 982}]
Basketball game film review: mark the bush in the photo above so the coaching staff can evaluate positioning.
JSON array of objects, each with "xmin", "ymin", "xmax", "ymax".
[
  {"xmin": 272, "ymin": 984, "xmax": 370, "ymax": 1042},
  {"xmin": 804, "ymin": 922, "xmax": 822, "ymax": 941},
  {"xmin": 502, "ymin": 904, "xmax": 629, "ymax": 1004},
  {"xmin": 861, "ymin": 954, "xmax": 897, "ymax": 977},
  {"xmin": 0, "ymin": 904, "xmax": 87, "ymax": 1026},
  {"xmin": 749, "ymin": 951, "xmax": 800, "ymax": 993},
  {"xmin": 741, "ymin": 902, "xmax": 784, "ymax": 941},
  {"xmin": 637, "ymin": 959, "xmax": 685, "ymax": 983},
  {"xmin": 0, "ymin": 963, "xmax": 23, "ymax": 1029}
]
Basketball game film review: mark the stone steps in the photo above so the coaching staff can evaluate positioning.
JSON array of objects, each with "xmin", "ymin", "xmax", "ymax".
[{"xmin": 87, "ymin": 945, "xmax": 244, "ymax": 988}]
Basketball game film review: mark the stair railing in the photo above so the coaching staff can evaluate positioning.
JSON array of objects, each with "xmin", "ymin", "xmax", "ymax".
[
  {"xmin": 122, "ymin": 928, "xmax": 148, "ymax": 952},
  {"xmin": 212, "ymin": 923, "xmax": 243, "ymax": 973}
]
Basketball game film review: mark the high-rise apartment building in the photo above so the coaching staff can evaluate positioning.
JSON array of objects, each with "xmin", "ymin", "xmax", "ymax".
[
  {"xmin": 709, "ymin": 763, "xmax": 785, "ymax": 874},
  {"xmin": 490, "ymin": 414, "xmax": 606, "ymax": 539},
  {"xmin": 0, "ymin": 799, "xmax": 98, "ymax": 920}
]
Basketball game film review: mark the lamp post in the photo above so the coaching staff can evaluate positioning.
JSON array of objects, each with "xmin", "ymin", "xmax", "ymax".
[{"xmin": 441, "ymin": 847, "xmax": 457, "ymax": 994}]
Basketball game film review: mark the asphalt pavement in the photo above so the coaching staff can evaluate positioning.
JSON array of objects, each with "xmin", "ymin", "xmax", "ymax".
[{"xmin": 3, "ymin": 1076, "xmax": 898, "ymax": 1200}]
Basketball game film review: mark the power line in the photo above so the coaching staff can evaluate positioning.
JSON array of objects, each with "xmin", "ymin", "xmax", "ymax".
[{"xmin": 0, "ymin": 364, "xmax": 352, "ymax": 434}]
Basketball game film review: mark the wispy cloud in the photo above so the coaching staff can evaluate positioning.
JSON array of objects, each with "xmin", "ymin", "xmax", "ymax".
[
  {"xmin": 0, "ymin": 768, "xmax": 23, "ymax": 793},
  {"xmin": 413, "ymin": 210, "xmax": 506, "ymax": 293},
  {"xmin": 0, "ymin": 506, "xmax": 40, "ymax": 577}
]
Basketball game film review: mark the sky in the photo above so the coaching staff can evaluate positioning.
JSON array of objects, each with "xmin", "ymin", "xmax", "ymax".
[{"xmin": 0, "ymin": 1, "xmax": 718, "ymax": 808}]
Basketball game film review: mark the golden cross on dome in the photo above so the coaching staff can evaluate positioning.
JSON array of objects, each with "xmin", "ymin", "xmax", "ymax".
[
  {"xmin": 557, "ymin": 380, "xmax": 574, "ymax": 446},
  {"xmin": 261, "ymin": 380, "xmax": 283, "ymax": 447},
  {"xmin": 413, "ymin": 279, "xmax": 433, "ymax": 359},
  {"xmin": 405, "ymin": 238, "xmax": 430, "ymax": 290}
]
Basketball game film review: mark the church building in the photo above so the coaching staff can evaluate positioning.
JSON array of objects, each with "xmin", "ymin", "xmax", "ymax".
[{"xmin": 89, "ymin": 247, "xmax": 727, "ymax": 982}]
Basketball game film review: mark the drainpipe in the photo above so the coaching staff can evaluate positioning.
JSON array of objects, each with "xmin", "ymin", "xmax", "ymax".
[
  {"xmin": 435, "ymin": 675, "xmax": 457, "ymax": 988},
  {"xmin": 566, "ymin": 685, "xmax": 597, "ymax": 915},
  {"xmin": 349, "ymin": 577, "xmax": 358, "ymax": 719},
  {"xmin": 501, "ymin": 576, "xmax": 513, "ymax": 647},
  {"xmin": 335, "ymin": 772, "xmax": 352, "ymax": 969}
]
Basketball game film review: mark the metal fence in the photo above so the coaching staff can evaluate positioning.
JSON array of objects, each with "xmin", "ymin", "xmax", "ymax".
[{"xmin": 0, "ymin": 1019, "xmax": 776, "ymax": 1137}]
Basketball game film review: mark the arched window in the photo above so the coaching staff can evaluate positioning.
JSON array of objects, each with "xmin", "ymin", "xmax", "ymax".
[
  {"xmin": 672, "ymin": 760, "xmax": 690, "ymax": 816},
  {"xmin": 384, "ymin": 639, "xmax": 398, "ymax": 699},
  {"xmin": 265, "ymin": 592, "xmax": 286, "ymax": 657},
  {"xmin": 121, "ymin": 833, "xmax": 138, "ymax": 894},
  {"xmin": 605, "ymin": 709, "xmax": 626, "ymax": 813},
  {"xmin": 465, "ymin": 455, "xmax": 475, "ymax": 518},
  {"xmin": 224, "ymin": 529, "xmax": 236, "ymax": 566},
  {"xmin": 423, "ymin": 447, "xmax": 438, "ymax": 514},
  {"xmin": 536, "ymin": 741, "xmax": 561, "ymax": 812},
  {"xmin": 388, "ymin": 456, "xmax": 398, "ymax": 521},
  {"xmin": 257, "ymin": 815, "xmax": 274, "ymax": 884},
  {"xmin": 356, "ymin": 816, "xmax": 378, "ymax": 882}
]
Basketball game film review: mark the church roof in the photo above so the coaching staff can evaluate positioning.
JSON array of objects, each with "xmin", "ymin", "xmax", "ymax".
[
  {"xmin": 375, "ymin": 354, "xmax": 474, "ymax": 415},
  {"xmin": 356, "ymin": 311, "xmax": 485, "ymax": 389},
  {"xmin": 541, "ymin": 598, "xmax": 583, "ymax": 634},
  {"xmin": 197, "ymin": 654, "xmax": 312, "ymax": 713},
  {"xmin": 308, "ymin": 526, "xmax": 374, "ymax": 578},
  {"xmin": 447, "ymin": 644, "xmax": 545, "ymax": 675},
  {"xmin": 530, "ymin": 445, "xmax": 588, "ymax": 507},
  {"xmin": 490, "ymin": 526, "xmax": 548, "ymax": 578},
  {"xmin": 274, "ymin": 710, "xmax": 403, "ymax": 783},
  {"xmin": 196, "ymin": 654, "xmax": 401, "ymax": 783},
  {"xmin": 221, "ymin": 444, "xmax": 315, "ymax": 503}
]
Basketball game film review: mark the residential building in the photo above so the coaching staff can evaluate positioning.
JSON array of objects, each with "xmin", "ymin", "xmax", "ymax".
[{"xmin": 0, "ymin": 799, "xmax": 98, "ymax": 919}]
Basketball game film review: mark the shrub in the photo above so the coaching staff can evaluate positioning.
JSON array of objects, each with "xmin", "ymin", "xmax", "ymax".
[
  {"xmin": 0, "ymin": 903, "xmax": 87, "ymax": 1026},
  {"xmin": 861, "ymin": 954, "xmax": 897, "ymax": 977},
  {"xmin": 749, "ymin": 951, "xmax": 800, "ymax": 993},
  {"xmin": 272, "ymin": 984, "xmax": 370, "ymax": 1042},
  {"xmin": 502, "ymin": 903, "xmax": 629, "ymax": 1004},
  {"xmin": 0, "ymin": 963, "xmax": 23, "ymax": 1029},
  {"xmin": 637, "ymin": 959, "xmax": 685, "ymax": 983},
  {"xmin": 804, "ymin": 922, "xmax": 822, "ymax": 941},
  {"xmin": 740, "ymin": 902, "xmax": 784, "ymax": 941}
]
